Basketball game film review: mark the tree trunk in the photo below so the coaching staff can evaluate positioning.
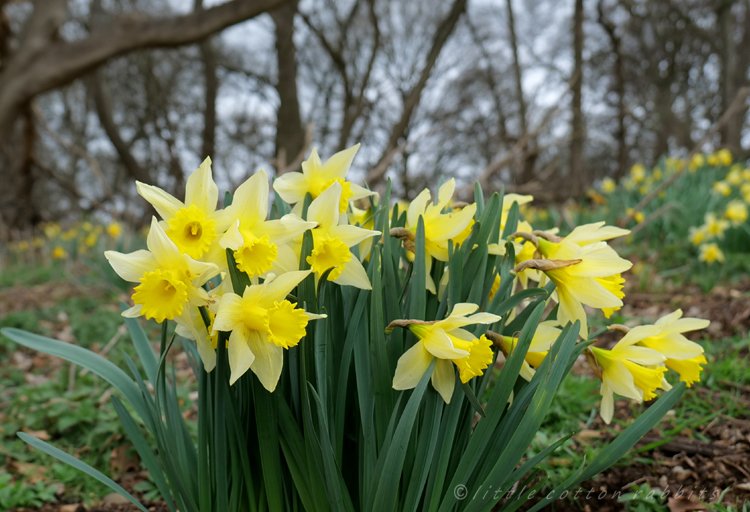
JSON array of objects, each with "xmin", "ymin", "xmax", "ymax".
[
  {"xmin": 718, "ymin": 1, "xmax": 744, "ymax": 154},
  {"xmin": 569, "ymin": 0, "xmax": 585, "ymax": 197},
  {"xmin": 271, "ymin": 0, "xmax": 305, "ymax": 174},
  {"xmin": 196, "ymin": 0, "xmax": 218, "ymax": 160},
  {"xmin": 597, "ymin": 0, "xmax": 627, "ymax": 180}
]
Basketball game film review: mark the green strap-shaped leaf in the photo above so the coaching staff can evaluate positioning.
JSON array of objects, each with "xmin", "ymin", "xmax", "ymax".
[
  {"xmin": 120, "ymin": 303, "xmax": 158, "ymax": 383},
  {"xmin": 18, "ymin": 432, "xmax": 149, "ymax": 512},
  {"xmin": 368, "ymin": 359, "xmax": 436, "ymax": 512},
  {"xmin": 2, "ymin": 328, "xmax": 148, "ymax": 421}
]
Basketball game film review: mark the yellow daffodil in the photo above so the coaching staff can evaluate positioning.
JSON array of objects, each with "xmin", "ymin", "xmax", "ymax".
[
  {"xmin": 136, "ymin": 158, "xmax": 231, "ymax": 260},
  {"xmin": 303, "ymin": 181, "xmax": 380, "ymax": 289},
  {"xmin": 43, "ymin": 222, "xmax": 61, "ymax": 239},
  {"xmin": 634, "ymin": 309, "xmax": 709, "ymax": 387},
  {"xmin": 601, "ymin": 177, "xmax": 616, "ymax": 194},
  {"xmin": 501, "ymin": 194, "xmax": 533, "ymax": 229},
  {"xmin": 391, "ymin": 303, "xmax": 500, "ymax": 403},
  {"xmin": 534, "ymin": 223, "xmax": 632, "ymax": 337},
  {"xmin": 273, "ymin": 144, "xmax": 376, "ymax": 215},
  {"xmin": 211, "ymin": 270, "xmax": 324, "ymax": 389},
  {"xmin": 704, "ymin": 213, "xmax": 729, "ymax": 238},
  {"xmin": 405, "ymin": 179, "xmax": 477, "ymax": 293},
  {"xmin": 51, "ymin": 246, "xmax": 67, "ymax": 259},
  {"xmin": 688, "ymin": 225, "xmax": 708, "ymax": 246},
  {"xmin": 630, "ymin": 164, "xmax": 646, "ymax": 183},
  {"xmin": 725, "ymin": 200, "xmax": 748, "ymax": 226},
  {"xmin": 742, "ymin": 169, "xmax": 750, "ymax": 181},
  {"xmin": 591, "ymin": 325, "xmax": 668, "ymax": 423},
  {"xmin": 175, "ymin": 307, "xmax": 218, "ymax": 373},
  {"xmin": 623, "ymin": 178, "xmax": 635, "ymax": 191},
  {"xmin": 626, "ymin": 208, "xmax": 645, "ymax": 223},
  {"xmin": 348, "ymin": 203, "xmax": 376, "ymax": 261},
  {"xmin": 707, "ymin": 153, "xmax": 719, "ymax": 166},
  {"xmin": 105, "ymin": 218, "xmax": 219, "ymax": 323},
  {"xmin": 712, "ymin": 180, "xmax": 732, "ymax": 196},
  {"xmin": 217, "ymin": 169, "xmax": 316, "ymax": 278},
  {"xmin": 106, "ymin": 222, "xmax": 122, "ymax": 238},
  {"xmin": 653, "ymin": 169, "xmax": 663, "ymax": 181},
  {"xmin": 689, "ymin": 153, "xmax": 705, "ymax": 172},
  {"xmin": 699, "ymin": 242, "xmax": 724, "ymax": 264},
  {"xmin": 716, "ymin": 148, "xmax": 732, "ymax": 166},
  {"xmin": 727, "ymin": 166, "xmax": 743, "ymax": 186},
  {"xmin": 499, "ymin": 322, "xmax": 562, "ymax": 381}
]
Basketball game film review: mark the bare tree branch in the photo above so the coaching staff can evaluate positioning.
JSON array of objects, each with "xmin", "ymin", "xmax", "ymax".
[
  {"xmin": 365, "ymin": 0, "xmax": 468, "ymax": 186},
  {"xmin": 0, "ymin": 0, "xmax": 290, "ymax": 135}
]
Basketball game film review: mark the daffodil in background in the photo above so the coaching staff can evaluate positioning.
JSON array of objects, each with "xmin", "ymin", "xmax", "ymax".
[
  {"xmin": 391, "ymin": 303, "xmax": 500, "ymax": 403},
  {"xmin": 404, "ymin": 179, "xmax": 477, "ymax": 293},
  {"xmin": 699, "ymin": 242, "xmax": 725, "ymax": 264},
  {"xmin": 273, "ymin": 144, "xmax": 376, "ymax": 215},
  {"xmin": 302, "ymin": 181, "xmax": 380, "ymax": 289},
  {"xmin": 137, "ymin": 158, "xmax": 231, "ymax": 260},
  {"xmin": 724, "ymin": 199, "xmax": 748, "ymax": 226},
  {"xmin": 105, "ymin": 218, "xmax": 218, "ymax": 323},
  {"xmin": 601, "ymin": 177, "xmax": 616, "ymax": 194},
  {"xmin": 217, "ymin": 169, "xmax": 315, "ymax": 278},
  {"xmin": 689, "ymin": 225, "xmax": 708, "ymax": 246},
  {"xmin": 704, "ymin": 213, "xmax": 729, "ymax": 238},
  {"xmin": 689, "ymin": 153, "xmax": 705, "ymax": 172},
  {"xmin": 591, "ymin": 325, "xmax": 668, "ymax": 424},
  {"xmin": 712, "ymin": 180, "xmax": 732, "ymax": 197},
  {"xmin": 211, "ymin": 270, "xmax": 324, "ymax": 389}
]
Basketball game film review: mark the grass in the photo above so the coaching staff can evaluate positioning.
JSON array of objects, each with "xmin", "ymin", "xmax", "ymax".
[{"xmin": 0, "ymin": 265, "xmax": 198, "ymax": 509}]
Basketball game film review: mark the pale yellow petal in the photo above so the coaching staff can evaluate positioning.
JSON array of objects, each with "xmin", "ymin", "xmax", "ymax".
[
  {"xmin": 407, "ymin": 189, "xmax": 431, "ymax": 229},
  {"xmin": 332, "ymin": 255, "xmax": 372, "ymax": 290},
  {"xmin": 136, "ymin": 182, "xmax": 184, "ymax": 219},
  {"xmin": 248, "ymin": 330, "xmax": 284, "ymax": 392},
  {"xmin": 654, "ymin": 309, "xmax": 683, "ymax": 326},
  {"xmin": 393, "ymin": 341, "xmax": 433, "ymax": 390},
  {"xmin": 431, "ymin": 358, "xmax": 456, "ymax": 403},
  {"xmin": 212, "ymin": 293, "xmax": 244, "ymax": 332},
  {"xmin": 422, "ymin": 328, "xmax": 470, "ymax": 360},
  {"xmin": 615, "ymin": 325, "xmax": 663, "ymax": 348},
  {"xmin": 328, "ymin": 224, "xmax": 380, "ymax": 248},
  {"xmin": 604, "ymin": 360, "xmax": 641, "ymax": 400},
  {"xmin": 105, "ymin": 249, "xmax": 158, "ymax": 282},
  {"xmin": 228, "ymin": 325, "xmax": 255, "ymax": 385},
  {"xmin": 146, "ymin": 217, "xmax": 182, "ymax": 269},
  {"xmin": 262, "ymin": 270, "xmax": 312, "ymax": 305},
  {"xmin": 232, "ymin": 169, "xmax": 269, "ymax": 227},
  {"xmin": 253, "ymin": 215, "xmax": 316, "ymax": 245},
  {"xmin": 273, "ymin": 172, "xmax": 309, "ymax": 206},
  {"xmin": 185, "ymin": 157, "xmax": 218, "ymax": 214},
  {"xmin": 121, "ymin": 304, "xmax": 143, "ymax": 318},
  {"xmin": 424, "ymin": 203, "xmax": 477, "ymax": 242},
  {"xmin": 319, "ymin": 143, "xmax": 360, "ymax": 180},
  {"xmin": 599, "ymin": 380, "xmax": 614, "ymax": 424},
  {"xmin": 613, "ymin": 345, "xmax": 666, "ymax": 365},
  {"xmin": 349, "ymin": 182, "xmax": 377, "ymax": 201},
  {"xmin": 184, "ymin": 254, "xmax": 220, "ymax": 284},
  {"xmin": 307, "ymin": 181, "xmax": 341, "ymax": 231},
  {"xmin": 219, "ymin": 219, "xmax": 245, "ymax": 250}
]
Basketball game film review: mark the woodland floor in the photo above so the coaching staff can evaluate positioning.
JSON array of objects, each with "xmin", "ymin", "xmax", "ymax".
[{"xmin": 2, "ymin": 276, "xmax": 750, "ymax": 511}]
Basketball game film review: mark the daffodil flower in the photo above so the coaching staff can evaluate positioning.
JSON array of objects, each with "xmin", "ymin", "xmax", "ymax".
[
  {"xmin": 699, "ymin": 242, "xmax": 725, "ymax": 263},
  {"xmin": 405, "ymin": 179, "xmax": 477, "ymax": 293},
  {"xmin": 634, "ymin": 309, "xmax": 709, "ymax": 387},
  {"xmin": 211, "ymin": 270, "xmax": 324, "ymax": 389},
  {"xmin": 175, "ymin": 307, "xmax": 218, "ymax": 372},
  {"xmin": 498, "ymin": 322, "xmax": 562, "ymax": 381},
  {"xmin": 348, "ymin": 203, "xmax": 376, "ymax": 261},
  {"xmin": 136, "ymin": 158, "xmax": 231, "ymax": 259},
  {"xmin": 217, "ymin": 169, "xmax": 316, "ymax": 278},
  {"xmin": 536, "ymin": 223, "xmax": 632, "ymax": 337},
  {"xmin": 273, "ymin": 144, "xmax": 376, "ymax": 215},
  {"xmin": 302, "ymin": 181, "xmax": 380, "ymax": 290},
  {"xmin": 105, "ymin": 218, "xmax": 219, "ymax": 323},
  {"xmin": 391, "ymin": 303, "xmax": 500, "ymax": 403},
  {"xmin": 590, "ymin": 325, "xmax": 668, "ymax": 424}
]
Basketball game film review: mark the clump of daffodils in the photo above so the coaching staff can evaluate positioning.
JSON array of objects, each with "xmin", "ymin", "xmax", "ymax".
[{"xmin": 104, "ymin": 144, "xmax": 711, "ymax": 433}]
